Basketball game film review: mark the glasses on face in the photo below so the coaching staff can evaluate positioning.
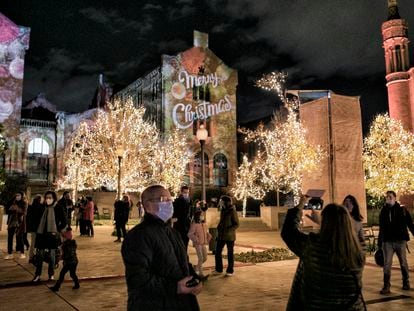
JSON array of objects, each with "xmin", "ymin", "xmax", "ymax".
[{"xmin": 145, "ymin": 196, "xmax": 173, "ymax": 203}]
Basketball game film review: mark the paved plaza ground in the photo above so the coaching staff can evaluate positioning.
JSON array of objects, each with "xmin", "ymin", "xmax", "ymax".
[{"xmin": 1, "ymin": 225, "xmax": 414, "ymax": 310}]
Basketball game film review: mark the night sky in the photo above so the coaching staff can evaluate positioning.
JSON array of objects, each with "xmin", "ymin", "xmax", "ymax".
[{"xmin": 1, "ymin": 0, "xmax": 414, "ymax": 133}]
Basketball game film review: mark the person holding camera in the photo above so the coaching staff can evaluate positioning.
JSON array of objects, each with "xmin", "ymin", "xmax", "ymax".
[
  {"xmin": 378, "ymin": 190, "xmax": 414, "ymax": 294},
  {"xmin": 122, "ymin": 185, "xmax": 201, "ymax": 311},
  {"xmin": 282, "ymin": 196, "xmax": 366, "ymax": 310}
]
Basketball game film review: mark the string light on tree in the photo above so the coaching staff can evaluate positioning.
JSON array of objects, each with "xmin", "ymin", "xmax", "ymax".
[
  {"xmin": 363, "ymin": 114, "xmax": 414, "ymax": 198},
  {"xmin": 232, "ymin": 155, "xmax": 265, "ymax": 217}
]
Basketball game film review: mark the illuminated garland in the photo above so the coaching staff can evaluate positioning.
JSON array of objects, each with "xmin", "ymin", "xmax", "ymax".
[{"xmin": 363, "ymin": 114, "xmax": 414, "ymax": 198}]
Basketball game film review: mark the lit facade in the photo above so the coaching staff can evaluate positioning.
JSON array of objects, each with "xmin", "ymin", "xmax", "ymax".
[{"xmin": 116, "ymin": 31, "xmax": 238, "ymax": 192}]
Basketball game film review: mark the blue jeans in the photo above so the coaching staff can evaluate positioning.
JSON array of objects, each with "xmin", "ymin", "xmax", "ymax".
[{"xmin": 383, "ymin": 241, "xmax": 410, "ymax": 283}]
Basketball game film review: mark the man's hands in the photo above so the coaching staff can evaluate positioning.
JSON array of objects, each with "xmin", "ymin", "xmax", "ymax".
[{"xmin": 177, "ymin": 276, "xmax": 202, "ymax": 295}]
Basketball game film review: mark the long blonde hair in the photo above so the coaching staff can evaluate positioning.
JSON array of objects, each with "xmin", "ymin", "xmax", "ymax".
[{"xmin": 320, "ymin": 203, "xmax": 365, "ymax": 270}]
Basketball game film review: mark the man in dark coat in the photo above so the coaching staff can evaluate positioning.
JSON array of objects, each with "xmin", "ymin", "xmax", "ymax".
[
  {"xmin": 122, "ymin": 185, "xmax": 201, "ymax": 311},
  {"xmin": 57, "ymin": 191, "xmax": 74, "ymax": 228},
  {"xmin": 378, "ymin": 190, "xmax": 414, "ymax": 294},
  {"xmin": 172, "ymin": 186, "xmax": 192, "ymax": 249},
  {"xmin": 114, "ymin": 195, "xmax": 130, "ymax": 242}
]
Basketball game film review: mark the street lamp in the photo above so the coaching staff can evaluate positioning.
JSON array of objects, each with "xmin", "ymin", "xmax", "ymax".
[
  {"xmin": 116, "ymin": 146, "xmax": 124, "ymax": 201},
  {"xmin": 196, "ymin": 124, "xmax": 208, "ymax": 210}
]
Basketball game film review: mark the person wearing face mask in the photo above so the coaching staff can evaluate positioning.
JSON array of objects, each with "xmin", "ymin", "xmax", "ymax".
[
  {"xmin": 122, "ymin": 185, "xmax": 202, "ymax": 311},
  {"xmin": 378, "ymin": 190, "xmax": 414, "ymax": 294},
  {"xmin": 213, "ymin": 195, "xmax": 239, "ymax": 276},
  {"xmin": 32, "ymin": 191, "xmax": 67, "ymax": 282},
  {"xmin": 172, "ymin": 185, "xmax": 193, "ymax": 249},
  {"xmin": 4, "ymin": 192, "xmax": 28, "ymax": 260}
]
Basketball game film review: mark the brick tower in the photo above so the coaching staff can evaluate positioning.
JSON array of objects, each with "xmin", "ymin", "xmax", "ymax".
[{"xmin": 382, "ymin": 0, "xmax": 414, "ymax": 131}]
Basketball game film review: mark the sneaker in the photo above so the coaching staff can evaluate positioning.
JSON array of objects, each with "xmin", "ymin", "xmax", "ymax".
[
  {"xmin": 48, "ymin": 276, "xmax": 55, "ymax": 281},
  {"xmin": 4, "ymin": 254, "xmax": 13, "ymax": 260},
  {"xmin": 225, "ymin": 272, "xmax": 234, "ymax": 277},
  {"xmin": 50, "ymin": 285, "xmax": 59, "ymax": 292},
  {"xmin": 73, "ymin": 283, "xmax": 80, "ymax": 289},
  {"xmin": 19, "ymin": 253, "xmax": 26, "ymax": 259},
  {"xmin": 380, "ymin": 287, "xmax": 391, "ymax": 295},
  {"xmin": 32, "ymin": 275, "xmax": 41, "ymax": 282},
  {"xmin": 114, "ymin": 239, "xmax": 121, "ymax": 243}
]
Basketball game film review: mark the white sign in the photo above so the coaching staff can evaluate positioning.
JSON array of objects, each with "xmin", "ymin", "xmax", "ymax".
[{"xmin": 172, "ymin": 95, "xmax": 233, "ymax": 129}]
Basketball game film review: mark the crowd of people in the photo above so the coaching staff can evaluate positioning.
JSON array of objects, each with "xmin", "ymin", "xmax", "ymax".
[{"xmin": 3, "ymin": 185, "xmax": 414, "ymax": 310}]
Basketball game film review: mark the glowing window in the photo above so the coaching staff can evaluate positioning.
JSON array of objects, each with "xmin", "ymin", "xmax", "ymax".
[{"xmin": 28, "ymin": 138, "xmax": 49, "ymax": 155}]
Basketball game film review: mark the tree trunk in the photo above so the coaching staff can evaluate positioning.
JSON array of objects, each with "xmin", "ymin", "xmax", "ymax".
[{"xmin": 243, "ymin": 197, "xmax": 247, "ymax": 218}]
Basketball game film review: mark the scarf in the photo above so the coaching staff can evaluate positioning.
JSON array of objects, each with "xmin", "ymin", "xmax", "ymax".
[{"xmin": 37, "ymin": 204, "xmax": 58, "ymax": 234}]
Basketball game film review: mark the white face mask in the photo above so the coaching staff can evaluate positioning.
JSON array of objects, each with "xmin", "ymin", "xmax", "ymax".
[
  {"xmin": 46, "ymin": 198, "xmax": 54, "ymax": 206},
  {"xmin": 156, "ymin": 201, "xmax": 174, "ymax": 222}
]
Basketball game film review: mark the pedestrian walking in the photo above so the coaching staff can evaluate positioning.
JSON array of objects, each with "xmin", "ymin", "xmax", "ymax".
[
  {"xmin": 83, "ymin": 196, "xmax": 95, "ymax": 237},
  {"xmin": 122, "ymin": 185, "xmax": 201, "ymax": 311},
  {"xmin": 114, "ymin": 195, "xmax": 130, "ymax": 242},
  {"xmin": 26, "ymin": 194, "xmax": 43, "ymax": 263},
  {"xmin": 188, "ymin": 210, "xmax": 211, "ymax": 278},
  {"xmin": 33, "ymin": 191, "xmax": 67, "ymax": 282},
  {"xmin": 282, "ymin": 196, "xmax": 366, "ymax": 310},
  {"xmin": 4, "ymin": 192, "xmax": 28, "ymax": 260},
  {"xmin": 75, "ymin": 195, "xmax": 86, "ymax": 234},
  {"xmin": 378, "ymin": 190, "xmax": 414, "ymax": 294},
  {"xmin": 50, "ymin": 228, "xmax": 80, "ymax": 291},
  {"xmin": 213, "ymin": 195, "xmax": 239, "ymax": 276},
  {"xmin": 172, "ymin": 186, "xmax": 193, "ymax": 249}
]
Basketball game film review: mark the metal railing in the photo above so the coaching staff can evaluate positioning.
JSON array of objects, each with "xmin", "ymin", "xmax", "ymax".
[{"xmin": 20, "ymin": 119, "xmax": 56, "ymax": 129}]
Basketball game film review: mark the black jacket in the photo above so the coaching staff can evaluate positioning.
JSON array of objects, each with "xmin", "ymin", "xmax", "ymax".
[
  {"xmin": 26, "ymin": 201, "xmax": 44, "ymax": 233},
  {"xmin": 35, "ymin": 203, "xmax": 67, "ymax": 250},
  {"xmin": 122, "ymin": 214, "xmax": 199, "ymax": 311},
  {"xmin": 114, "ymin": 200, "xmax": 130, "ymax": 223},
  {"xmin": 62, "ymin": 239, "xmax": 78, "ymax": 265},
  {"xmin": 379, "ymin": 202, "xmax": 414, "ymax": 246},
  {"xmin": 57, "ymin": 198, "xmax": 74, "ymax": 222},
  {"xmin": 173, "ymin": 196, "xmax": 193, "ymax": 234},
  {"xmin": 282, "ymin": 207, "xmax": 365, "ymax": 311},
  {"xmin": 217, "ymin": 207, "xmax": 239, "ymax": 241}
]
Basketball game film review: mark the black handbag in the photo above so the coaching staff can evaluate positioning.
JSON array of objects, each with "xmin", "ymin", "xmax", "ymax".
[{"xmin": 375, "ymin": 249, "xmax": 384, "ymax": 267}]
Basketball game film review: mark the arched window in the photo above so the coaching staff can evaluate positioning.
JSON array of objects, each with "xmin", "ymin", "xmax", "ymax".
[
  {"xmin": 193, "ymin": 152, "xmax": 209, "ymax": 185},
  {"xmin": 27, "ymin": 138, "xmax": 50, "ymax": 180},
  {"xmin": 214, "ymin": 153, "xmax": 228, "ymax": 187},
  {"xmin": 28, "ymin": 138, "xmax": 49, "ymax": 155}
]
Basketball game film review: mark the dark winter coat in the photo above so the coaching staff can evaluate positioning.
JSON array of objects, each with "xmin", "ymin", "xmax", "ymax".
[
  {"xmin": 217, "ymin": 206, "xmax": 239, "ymax": 241},
  {"xmin": 57, "ymin": 197, "xmax": 74, "ymax": 223},
  {"xmin": 5, "ymin": 199, "xmax": 28, "ymax": 234},
  {"xmin": 281, "ymin": 207, "xmax": 365, "ymax": 311},
  {"xmin": 378, "ymin": 202, "xmax": 414, "ymax": 247},
  {"xmin": 173, "ymin": 196, "xmax": 193, "ymax": 235},
  {"xmin": 35, "ymin": 203, "xmax": 67, "ymax": 250},
  {"xmin": 62, "ymin": 239, "xmax": 78, "ymax": 265},
  {"xmin": 26, "ymin": 201, "xmax": 45, "ymax": 233},
  {"xmin": 114, "ymin": 200, "xmax": 130, "ymax": 223},
  {"xmin": 122, "ymin": 213, "xmax": 199, "ymax": 311}
]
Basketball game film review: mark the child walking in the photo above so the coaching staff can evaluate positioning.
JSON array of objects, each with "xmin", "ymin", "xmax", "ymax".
[
  {"xmin": 51, "ymin": 228, "xmax": 79, "ymax": 291},
  {"xmin": 188, "ymin": 210, "xmax": 211, "ymax": 278}
]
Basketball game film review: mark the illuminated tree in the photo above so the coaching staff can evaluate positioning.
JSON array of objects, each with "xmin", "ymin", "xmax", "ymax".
[
  {"xmin": 57, "ymin": 122, "xmax": 97, "ymax": 197},
  {"xmin": 59, "ymin": 99, "xmax": 192, "ymax": 197},
  {"xmin": 239, "ymin": 71, "xmax": 323, "ymax": 206},
  {"xmin": 232, "ymin": 155, "xmax": 265, "ymax": 217},
  {"xmin": 152, "ymin": 129, "xmax": 192, "ymax": 196},
  {"xmin": 363, "ymin": 114, "xmax": 414, "ymax": 198}
]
